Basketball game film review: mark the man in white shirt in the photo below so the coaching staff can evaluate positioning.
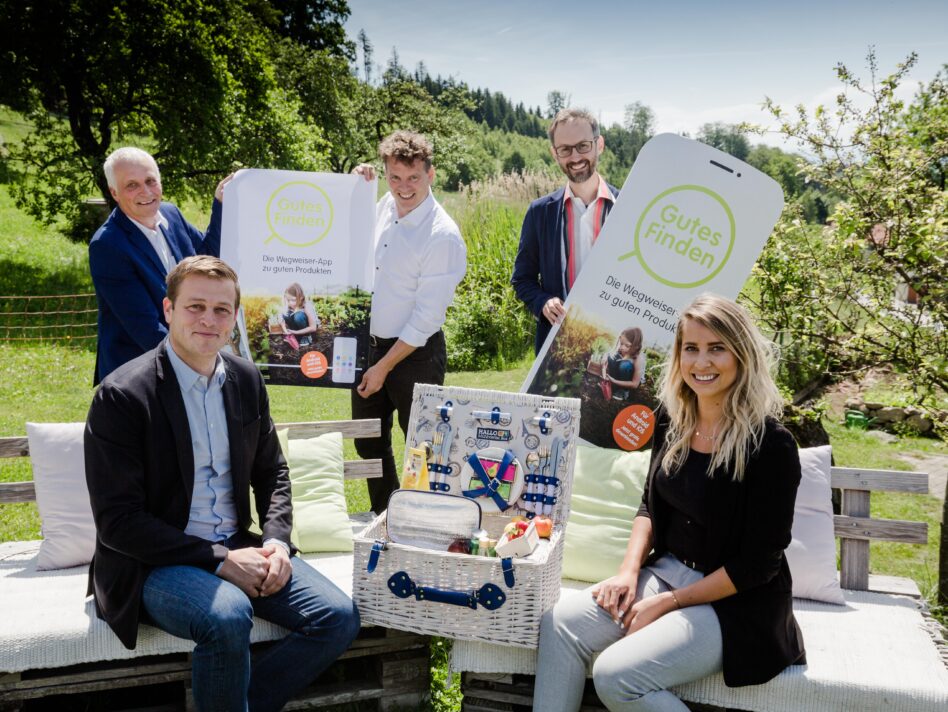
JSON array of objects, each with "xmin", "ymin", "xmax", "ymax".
[
  {"xmin": 89, "ymin": 147, "xmax": 233, "ymax": 383},
  {"xmin": 353, "ymin": 131, "xmax": 467, "ymax": 513},
  {"xmin": 511, "ymin": 108, "xmax": 619, "ymax": 353}
]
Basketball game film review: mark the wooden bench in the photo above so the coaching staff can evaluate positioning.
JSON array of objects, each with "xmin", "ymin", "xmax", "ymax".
[
  {"xmin": 454, "ymin": 465, "xmax": 948, "ymax": 711},
  {"xmin": 0, "ymin": 419, "xmax": 429, "ymax": 712}
]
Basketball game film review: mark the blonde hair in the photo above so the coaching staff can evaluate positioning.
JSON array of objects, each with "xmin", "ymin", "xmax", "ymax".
[
  {"xmin": 284, "ymin": 282, "xmax": 306, "ymax": 307},
  {"xmin": 658, "ymin": 294, "xmax": 783, "ymax": 481}
]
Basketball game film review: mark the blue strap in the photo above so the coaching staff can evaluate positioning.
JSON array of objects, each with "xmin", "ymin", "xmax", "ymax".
[
  {"xmin": 367, "ymin": 539, "xmax": 387, "ymax": 573},
  {"xmin": 539, "ymin": 412, "xmax": 551, "ymax": 435},
  {"xmin": 501, "ymin": 557, "xmax": 515, "ymax": 588},
  {"xmin": 462, "ymin": 450, "xmax": 515, "ymax": 511},
  {"xmin": 491, "ymin": 406, "xmax": 501, "ymax": 424},
  {"xmin": 387, "ymin": 571, "xmax": 506, "ymax": 611},
  {"xmin": 439, "ymin": 401, "xmax": 453, "ymax": 422}
]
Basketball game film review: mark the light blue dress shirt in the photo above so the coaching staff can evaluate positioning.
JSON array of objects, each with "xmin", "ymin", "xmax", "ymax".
[{"xmin": 167, "ymin": 343, "xmax": 238, "ymax": 543}]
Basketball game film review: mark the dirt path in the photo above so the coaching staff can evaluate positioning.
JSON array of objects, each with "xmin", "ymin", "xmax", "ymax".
[{"xmin": 897, "ymin": 453, "xmax": 948, "ymax": 502}]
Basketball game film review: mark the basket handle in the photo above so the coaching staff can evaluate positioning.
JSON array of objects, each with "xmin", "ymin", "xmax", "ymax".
[{"xmin": 387, "ymin": 571, "xmax": 507, "ymax": 610}]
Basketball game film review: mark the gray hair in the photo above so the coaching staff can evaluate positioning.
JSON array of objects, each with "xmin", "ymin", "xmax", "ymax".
[{"xmin": 103, "ymin": 147, "xmax": 159, "ymax": 190}]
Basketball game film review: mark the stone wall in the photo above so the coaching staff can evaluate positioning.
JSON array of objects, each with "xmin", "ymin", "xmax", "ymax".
[{"xmin": 844, "ymin": 398, "xmax": 947, "ymax": 437}]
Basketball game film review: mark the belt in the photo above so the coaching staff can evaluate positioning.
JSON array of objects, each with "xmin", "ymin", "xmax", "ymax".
[
  {"xmin": 669, "ymin": 551, "xmax": 709, "ymax": 574},
  {"xmin": 369, "ymin": 335, "xmax": 398, "ymax": 348}
]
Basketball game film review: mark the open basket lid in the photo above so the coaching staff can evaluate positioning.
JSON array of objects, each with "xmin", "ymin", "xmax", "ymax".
[{"xmin": 386, "ymin": 490, "xmax": 482, "ymax": 551}]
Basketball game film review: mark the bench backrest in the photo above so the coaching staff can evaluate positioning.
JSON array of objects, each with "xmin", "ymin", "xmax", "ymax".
[
  {"xmin": 0, "ymin": 430, "xmax": 928, "ymax": 593},
  {"xmin": 831, "ymin": 466, "xmax": 929, "ymax": 591},
  {"xmin": 0, "ymin": 418, "xmax": 382, "ymax": 505}
]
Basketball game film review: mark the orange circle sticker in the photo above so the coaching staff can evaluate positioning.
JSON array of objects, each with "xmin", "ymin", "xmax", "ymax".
[
  {"xmin": 612, "ymin": 404, "xmax": 656, "ymax": 451},
  {"xmin": 299, "ymin": 351, "xmax": 328, "ymax": 379}
]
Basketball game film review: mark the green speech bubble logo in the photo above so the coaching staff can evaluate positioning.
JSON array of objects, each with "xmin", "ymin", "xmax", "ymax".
[
  {"xmin": 618, "ymin": 185, "xmax": 735, "ymax": 289},
  {"xmin": 265, "ymin": 181, "xmax": 334, "ymax": 247}
]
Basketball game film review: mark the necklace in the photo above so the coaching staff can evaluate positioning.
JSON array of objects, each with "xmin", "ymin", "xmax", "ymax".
[{"xmin": 693, "ymin": 425, "xmax": 719, "ymax": 442}]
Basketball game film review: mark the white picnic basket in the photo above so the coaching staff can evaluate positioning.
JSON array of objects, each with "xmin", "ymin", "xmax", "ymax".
[{"xmin": 352, "ymin": 385, "xmax": 580, "ymax": 648}]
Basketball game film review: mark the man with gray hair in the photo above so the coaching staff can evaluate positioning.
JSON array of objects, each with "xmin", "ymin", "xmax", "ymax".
[
  {"xmin": 89, "ymin": 147, "xmax": 232, "ymax": 383},
  {"xmin": 512, "ymin": 108, "xmax": 619, "ymax": 353}
]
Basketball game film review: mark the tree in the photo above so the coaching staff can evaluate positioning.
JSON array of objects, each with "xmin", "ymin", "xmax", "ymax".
[
  {"xmin": 546, "ymin": 90, "xmax": 571, "ymax": 118},
  {"xmin": 0, "ymin": 0, "xmax": 346, "ymax": 228},
  {"xmin": 697, "ymin": 122, "xmax": 750, "ymax": 161},
  {"xmin": 262, "ymin": 0, "xmax": 354, "ymax": 58},
  {"xmin": 357, "ymin": 29, "xmax": 374, "ymax": 84},
  {"xmin": 623, "ymin": 101, "xmax": 655, "ymax": 142},
  {"xmin": 745, "ymin": 51, "xmax": 946, "ymax": 400}
]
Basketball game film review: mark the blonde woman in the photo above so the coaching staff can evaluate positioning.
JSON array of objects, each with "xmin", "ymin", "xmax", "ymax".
[{"xmin": 534, "ymin": 294, "xmax": 805, "ymax": 711}]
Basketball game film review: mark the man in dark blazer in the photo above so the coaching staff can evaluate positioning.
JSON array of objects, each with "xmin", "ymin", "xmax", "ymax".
[
  {"xmin": 89, "ymin": 146, "xmax": 232, "ymax": 384},
  {"xmin": 512, "ymin": 109, "xmax": 619, "ymax": 354},
  {"xmin": 84, "ymin": 256, "xmax": 360, "ymax": 712}
]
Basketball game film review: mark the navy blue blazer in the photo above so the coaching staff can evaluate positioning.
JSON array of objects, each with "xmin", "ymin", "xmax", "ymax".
[
  {"xmin": 511, "ymin": 183, "xmax": 619, "ymax": 353},
  {"xmin": 89, "ymin": 201, "xmax": 222, "ymax": 384}
]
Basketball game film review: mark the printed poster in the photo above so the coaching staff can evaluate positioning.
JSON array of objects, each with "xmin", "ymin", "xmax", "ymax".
[
  {"xmin": 522, "ymin": 134, "xmax": 784, "ymax": 449},
  {"xmin": 221, "ymin": 169, "xmax": 377, "ymax": 388}
]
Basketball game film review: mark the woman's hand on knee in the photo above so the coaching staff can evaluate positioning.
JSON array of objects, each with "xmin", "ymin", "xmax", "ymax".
[
  {"xmin": 622, "ymin": 591, "xmax": 678, "ymax": 635},
  {"xmin": 592, "ymin": 571, "xmax": 638, "ymax": 623}
]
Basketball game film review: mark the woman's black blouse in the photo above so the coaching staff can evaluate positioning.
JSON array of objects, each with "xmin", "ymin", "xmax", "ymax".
[{"xmin": 636, "ymin": 414, "xmax": 806, "ymax": 687}]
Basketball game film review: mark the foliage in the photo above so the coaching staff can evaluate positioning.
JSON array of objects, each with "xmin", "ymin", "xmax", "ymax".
[
  {"xmin": 0, "ymin": 0, "xmax": 339, "ymax": 227},
  {"xmin": 429, "ymin": 638, "xmax": 462, "ymax": 711},
  {"xmin": 0, "ymin": 186, "xmax": 91, "ymax": 295},
  {"xmin": 696, "ymin": 122, "xmax": 751, "ymax": 161},
  {"xmin": 745, "ymin": 52, "xmax": 947, "ymax": 405},
  {"xmin": 444, "ymin": 198, "xmax": 533, "ymax": 370}
]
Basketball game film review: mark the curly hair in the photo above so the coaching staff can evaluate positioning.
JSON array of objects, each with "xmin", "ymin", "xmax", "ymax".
[{"xmin": 378, "ymin": 130, "xmax": 433, "ymax": 170}]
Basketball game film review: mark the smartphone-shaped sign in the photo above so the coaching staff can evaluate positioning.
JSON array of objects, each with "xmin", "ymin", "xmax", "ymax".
[{"xmin": 522, "ymin": 134, "xmax": 784, "ymax": 449}]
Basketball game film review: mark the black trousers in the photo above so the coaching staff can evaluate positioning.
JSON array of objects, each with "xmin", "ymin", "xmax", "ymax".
[{"xmin": 351, "ymin": 331, "xmax": 447, "ymax": 513}]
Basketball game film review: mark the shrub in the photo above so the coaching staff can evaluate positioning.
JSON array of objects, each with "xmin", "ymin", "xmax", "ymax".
[{"xmin": 444, "ymin": 192, "xmax": 534, "ymax": 370}]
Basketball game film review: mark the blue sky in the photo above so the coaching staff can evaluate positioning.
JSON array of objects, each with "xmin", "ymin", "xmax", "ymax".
[{"xmin": 345, "ymin": 0, "xmax": 947, "ymax": 146}]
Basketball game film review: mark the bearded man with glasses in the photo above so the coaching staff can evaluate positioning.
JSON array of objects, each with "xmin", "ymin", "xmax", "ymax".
[{"xmin": 512, "ymin": 108, "xmax": 619, "ymax": 354}]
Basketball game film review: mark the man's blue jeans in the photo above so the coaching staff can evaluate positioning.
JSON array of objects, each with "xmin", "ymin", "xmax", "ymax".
[{"xmin": 142, "ymin": 552, "xmax": 360, "ymax": 712}]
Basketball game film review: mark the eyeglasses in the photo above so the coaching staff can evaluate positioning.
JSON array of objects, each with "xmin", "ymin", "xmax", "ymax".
[{"xmin": 553, "ymin": 139, "xmax": 597, "ymax": 158}]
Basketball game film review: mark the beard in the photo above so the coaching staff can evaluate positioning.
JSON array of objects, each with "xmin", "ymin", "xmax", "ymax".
[{"xmin": 563, "ymin": 155, "xmax": 597, "ymax": 184}]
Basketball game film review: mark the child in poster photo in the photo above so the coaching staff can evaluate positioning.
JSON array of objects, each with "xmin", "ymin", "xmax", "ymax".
[
  {"xmin": 602, "ymin": 327, "xmax": 645, "ymax": 401},
  {"xmin": 279, "ymin": 282, "xmax": 320, "ymax": 348}
]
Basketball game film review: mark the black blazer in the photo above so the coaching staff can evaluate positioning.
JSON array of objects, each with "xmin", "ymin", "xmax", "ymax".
[
  {"xmin": 639, "ymin": 415, "xmax": 806, "ymax": 687},
  {"xmin": 510, "ymin": 183, "xmax": 619, "ymax": 353},
  {"xmin": 84, "ymin": 341, "xmax": 292, "ymax": 649}
]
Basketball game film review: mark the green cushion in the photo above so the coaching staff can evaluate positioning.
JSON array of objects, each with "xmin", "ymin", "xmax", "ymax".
[
  {"xmin": 561, "ymin": 445, "xmax": 650, "ymax": 583},
  {"xmin": 251, "ymin": 429, "xmax": 353, "ymax": 553}
]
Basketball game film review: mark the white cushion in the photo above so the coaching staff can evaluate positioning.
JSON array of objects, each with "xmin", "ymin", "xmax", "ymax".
[
  {"xmin": 0, "ymin": 540, "xmax": 355, "ymax": 673},
  {"xmin": 786, "ymin": 445, "xmax": 845, "ymax": 604},
  {"xmin": 26, "ymin": 422, "xmax": 96, "ymax": 570}
]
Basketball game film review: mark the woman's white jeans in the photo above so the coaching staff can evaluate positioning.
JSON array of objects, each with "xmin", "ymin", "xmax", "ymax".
[{"xmin": 533, "ymin": 555, "xmax": 723, "ymax": 711}]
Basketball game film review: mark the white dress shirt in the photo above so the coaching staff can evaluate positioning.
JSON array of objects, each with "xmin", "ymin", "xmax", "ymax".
[
  {"xmin": 370, "ymin": 191, "xmax": 467, "ymax": 346},
  {"xmin": 561, "ymin": 176, "xmax": 616, "ymax": 284},
  {"xmin": 130, "ymin": 209, "xmax": 175, "ymax": 274}
]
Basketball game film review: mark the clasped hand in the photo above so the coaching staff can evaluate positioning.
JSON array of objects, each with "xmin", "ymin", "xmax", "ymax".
[
  {"xmin": 218, "ymin": 544, "xmax": 291, "ymax": 599},
  {"xmin": 592, "ymin": 571, "xmax": 676, "ymax": 636}
]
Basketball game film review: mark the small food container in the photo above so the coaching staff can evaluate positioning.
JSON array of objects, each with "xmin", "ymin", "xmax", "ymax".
[{"xmin": 495, "ymin": 520, "xmax": 539, "ymax": 559}]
